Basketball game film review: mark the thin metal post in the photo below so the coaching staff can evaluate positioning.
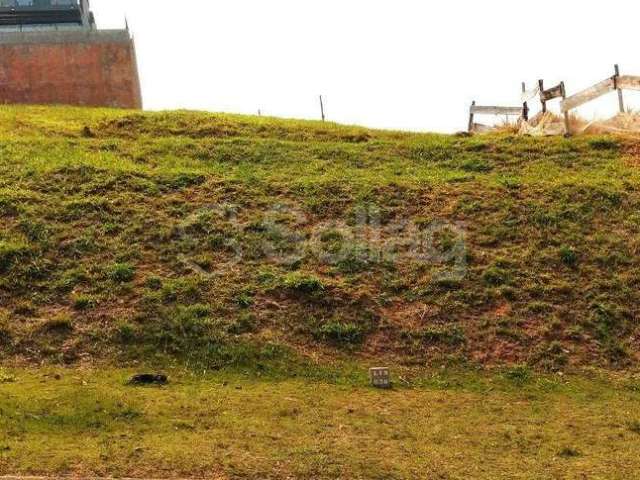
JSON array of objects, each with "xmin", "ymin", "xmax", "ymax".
[{"xmin": 319, "ymin": 95, "xmax": 325, "ymax": 122}]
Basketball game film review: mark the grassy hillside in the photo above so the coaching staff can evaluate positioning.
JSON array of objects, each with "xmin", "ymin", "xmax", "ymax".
[
  {"xmin": 1, "ymin": 106, "xmax": 640, "ymax": 371},
  {"xmin": 2, "ymin": 106, "xmax": 640, "ymax": 479}
]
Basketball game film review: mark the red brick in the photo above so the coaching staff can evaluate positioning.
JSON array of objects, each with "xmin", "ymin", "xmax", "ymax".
[{"xmin": 0, "ymin": 34, "xmax": 142, "ymax": 109}]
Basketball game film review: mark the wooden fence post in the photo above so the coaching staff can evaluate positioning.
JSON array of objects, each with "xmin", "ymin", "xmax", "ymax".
[
  {"xmin": 561, "ymin": 82, "xmax": 570, "ymax": 136},
  {"xmin": 615, "ymin": 64, "xmax": 625, "ymax": 113},
  {"xmin": 468, "ymin": 101, "xmax": 476, "ymax": 133},
  {"xmin": 522, "ymin": 82, "xmax": 529, "ymax": 121},
  {"xmin": 538, "ymin": 79, "xmax": 546, "ymax": 113}
]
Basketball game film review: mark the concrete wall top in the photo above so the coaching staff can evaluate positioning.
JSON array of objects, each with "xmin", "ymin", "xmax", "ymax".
[{"xmin": 0, "ymin": 28, "xmax": 131, "ymax": 45}]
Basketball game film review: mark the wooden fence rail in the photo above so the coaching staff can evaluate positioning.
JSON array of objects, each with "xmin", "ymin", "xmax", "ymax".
[
  {"xmin": 617, "ymin": 75, "xmax": 640, "ymax": 91},
  {"xmin": 560, "ymin": 78, "xmax": 615, "ymax": 112},
  {"xmin": 470, "ymin": 105, "xmax": 524, "ymax": 116},
  {"xmin": 560, "ymin": 67, "xmax": 640, "ymax": 115},
  {"xmin": 467, "ymin": 101, "xmax": 526, "ymax": 133}
]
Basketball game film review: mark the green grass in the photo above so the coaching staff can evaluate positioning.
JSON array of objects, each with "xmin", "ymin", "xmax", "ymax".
[
  {"xmin": 0, "ymin": 367, "xmax": 639, "ymax": 479},
  {"xmin": 2, "ymin": 105, "xmax": 640, "ymax": 478},
  {"xmin": 1, "ymin": 105, "xmax": 640, "ymax": 369}
]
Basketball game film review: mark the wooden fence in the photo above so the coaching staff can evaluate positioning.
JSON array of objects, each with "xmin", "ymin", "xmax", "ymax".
[
  {"xmin": 539, "ymin": 80, "xmax": 569, "ymax": 132},
  {"xmin": 467, "ymin": 102, "xmax": 526, "ymax": 133},
  {"xmin": 469, "ymin": 65, "xmax": 640, "ymax": 135}
]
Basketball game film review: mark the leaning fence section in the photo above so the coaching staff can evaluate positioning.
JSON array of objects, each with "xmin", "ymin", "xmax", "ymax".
[
  {"xmin": 561, "ymin": 70, "xmax": 640, "ymax": 114},
  {"xmin": 469, "ymin": 64, "xmax": 640, "ymax": 135}
]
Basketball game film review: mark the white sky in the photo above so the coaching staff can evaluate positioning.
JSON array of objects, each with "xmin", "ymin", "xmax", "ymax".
[{"xmin": 93, "ymin": 0, "xmax": 640, "ymax": 133}]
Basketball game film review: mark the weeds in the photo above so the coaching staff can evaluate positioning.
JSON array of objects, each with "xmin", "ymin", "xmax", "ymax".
[
  {"xmin": 0, "ymin": 106, "xmax": 638, "ymax": 369},
  {"xmin": 503, "ymin": 365, "xmax": 532, "ymax": 385},
  {"xmin": 0, "ymin": 240, "xmax": 30, "ymax": 272},
  {"xmin": 282, "ymin": 272, "xmax": 325, "ymax": 295},
  {"xmin": 558, "ymin": 447, "xmax": 581, "ymax": 458},
  {"xmin": 559, "ymin": 246, "xmax": 578, "ymax": 266},
  {"xmin": 38, "ymin": 315, "xmax": 74, "ymax": 333},
  {"xmin": 0, "ymin": 369, "xmax": 15, "ymax": 383},
  {"xmin": 108, "ymin": 263, "xmax": 136, "ymax": 283},
  {"xmin": 418, "ymin": 325, "xmax": 466, "ymax": 346},
  {"xmin": 316, "ymin": 321, "xmax": 364, "ymax": 346},
  {"xmin": 73, "ymin": 295, "xmax": 97, "ymax": 311},
  {"xmin": 483, "ymin": 266, "xmax": 510, "ymax": 287}
]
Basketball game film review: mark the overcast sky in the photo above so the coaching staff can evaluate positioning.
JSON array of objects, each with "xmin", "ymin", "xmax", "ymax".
[{"xmin": 93, "ymin": 0, "xmax": 640, "ymax": 133}]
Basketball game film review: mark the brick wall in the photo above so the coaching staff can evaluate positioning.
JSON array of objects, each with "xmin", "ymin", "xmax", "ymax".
[{"xmin": 0, "ymin": 30, "xmax": 142, "ymax": 109}]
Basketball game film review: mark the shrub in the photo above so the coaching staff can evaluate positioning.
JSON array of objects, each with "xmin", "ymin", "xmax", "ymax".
[
  {"xmin": 63, "ymin": 198, "xmax": 111, "ymax": 220},
  {"xmin": 483, "ymin": 266, "xmax": 510, "ymax": 286},
  {"xmin": 235, "ymin": 292, "xmax": 254, "ymax": 308},
  {"xmin": 503, "ymin": 365, "xmax": 531, "ymax": 385},
  {"xmin": 0, "ymin": 314, "xmax": 12, "ymax": 346},
  {"xmin": 13, "ymin": 302, "xmax": 38, "ymax": 317},
  {"xmin": 0, "ymin": 196, "xmax": 18, "ymax": 217},
  {"xmin": 432, "ymin": 277, "xmax": 463, "ymax": 291},
  {"xmin": 0, "ymin": 240, "xmax": 30, "ymax": 272},
  {"xmin": 283, "ymin": 272, "xmax": 325, "ymax": 295},
  {"xmin": 460, "ymin": 158, "xmax": 492, "ymax": 172},
  {"xmin": 498, "ymin": 176, "xmax": 522, "ymax": 190},
  {"xmin": 527, "ymin": 301, "xmax": 552, "ymax": 314},
  {"xmin": 109, "ymin": 263, "xmax": 136, "ymax": 283},
  {"xmin": 419, "ymin": 326, "xmax": 466, "ymax": 346},
  {"xmin": 628, "ymin": 421, "xmax": 640, "ymax": 435},
  {"xmin": 19, "ymin": 219, "xmax": 49, "ymax": 243},
  {"xmin": 144, "ymin": 276, "xmax": 163, "ymax": 290},
  {"xmin": 464, "ymin": 141, "xmax": 490, "ymax": 152},
  {"xmin": 80, "ymin": 125, "xmax": 95, "ymax": 138},
  {"xmin": 58, "ymin": 235, "xmax": 97, "ymax": 259},
  {"xmin": 588, "ymin": 138, "xmax": 618, "ymax": 150},
  {"xmin": 334, "ymin": 244, "xmax": 375, "ymax": 274},
  {"xmin": 534, "ymin": 341, "xmax": 568, "ymax": 371},
  {"xmin": 604, "ymin": 339, "xmax": 630, "ymax": 363},
  {"xmin": 39, "ymin": 315, "xmax": 74, "ymax": 333},
  {"xmin": 174, "ymin": 305, "xmax": 212, "ymax": 335},
  {"xmin": 146, "ymin": 304, "xmax": 217, "ymax": 354},
  {"xmin": 185, "ymin": 303, "xmax": 211, "ymax": 319},
  {"xmin": 160, "ymin": 278, "xmax": 202, "ymax": 304},
  {"xmin": 589, "ymin": 302, "xmax": 626, "ymax": 342},
  {"xmin": 316, "ymin": 321, "xmax": 363, "ymax": 345},
  {"xmin": 228, "ymin": 313, "xmax": 257, "ymax": 335},
  {"xmin": 158, "ymin": 173, "xmax": 206, "ymax": 191},
  {"xmin": 320, "ymin": 229, "xmax": 344, "ymax": 243},
  {"xmin": 558, "ymin": 447, "xmax": 581, "ymax": 458},
  {"xmin": 73, "ymin": 295, "xmax": 97, "ymax": 311},
  {"xmin": 0, "ymin": 369, "xmax": 15, "ymax": 383},
  {"xmin": 55, "ymin": 268, "xmax": 88, "ymax": 294},
  {"xmin": 117, "ymin": 322, "xmax": 137, "ymax": 343},
  {"xmin": 559, "ymin": 246, "xmax": 578, "ymax": 266}
]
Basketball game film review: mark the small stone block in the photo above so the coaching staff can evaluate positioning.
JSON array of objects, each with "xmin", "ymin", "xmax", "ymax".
[{"xmin": 369, "ymin": 367, "xmax": 391, "ymax": 389}]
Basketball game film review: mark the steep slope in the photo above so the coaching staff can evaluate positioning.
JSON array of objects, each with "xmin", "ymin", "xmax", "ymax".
[{"xmin": 1, "ymin": 106, "xmax": 639, "ymax": 371}]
